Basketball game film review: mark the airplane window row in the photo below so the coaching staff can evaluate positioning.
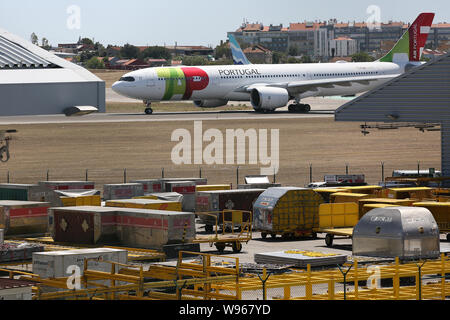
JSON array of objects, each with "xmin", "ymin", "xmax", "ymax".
[
  {"xmin": 313, "ymin": 71, "xmax": 378, "ymax": 77},
  {"xmin": 220, "ymin": 74, "xmax": 306, "ymax": 79}
]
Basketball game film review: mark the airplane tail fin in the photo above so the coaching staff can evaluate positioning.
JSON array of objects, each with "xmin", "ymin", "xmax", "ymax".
[
  {"xmin": 379, "ymin": 13, "xmax": 435, "ymax": 63},
  {"xmin": 228, "ymin": 34, "xmax": 252, "ymax": 65}
]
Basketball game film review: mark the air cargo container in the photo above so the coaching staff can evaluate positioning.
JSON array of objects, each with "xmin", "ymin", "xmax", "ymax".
[
  {"xmin": 195, "ymin": 185, "xmax": 231, "ymax": 192},
  {"xmin": 196, "ymin": 189, "xmax": 265, "ymax": 232},
  {"xmin": 103, "ymin": 183, "xmax": 144, "ymax": 200},
  {"xmin": 38, "ymin": 181, "xmax": 95, "ymax": 191},
  {"xmin": 105, "ymin": 199, "xmax": 182, "ymax": 211},
  {"xmin": 113, "ymin": 208, "xmax": 196, "ymax": 249},
  {"xmin": 238, "ymin": 183, "xmax": 282, "ymax": 190},
  {"xmin": 60, "ymin": 195, "xmax": 101, "ymax": 207},
  {"xmin": 387, "ymin": 187, "xmax": 435, "ymax": 201},
  {"xmin": 357, "ymin": 198, "xmax": 416, "ymax": 219},
  {"xmin": 0, "ymin": 201, "xmax": 50, "ymax": 235},
  {"xmin": 330, "ymin": 192, "xmax": 373, "ymax": 204},
  {"xmin": 131, "ymin": 179, "xmax": 163, "ymax": 193},
  {"xmin": 48, "ymin": 206, "xmax": 195, "ymax": 249},
  {"xmin": 413, "ymin": 202, "xmax": 450, "ymax": 239},
  {"xmin": 352, "ymin": 207, "xmax": 440, "ymax": 261},
  {"xmin": 48, "ymin": 207, "xmax": 119, "ymax": 245},
  {"xmin": 313, "ymin": 188, "xmax": 348, "ymax": 203},
  {"xmin": 0, "ymin": 184, "xmax": 62, "ymax": 206},
  {"xmin": 341, "ymin": 185, "xmax": 383, "ymax": 195},
  {"xmin": 160, "ymin": 178, "xmax": 207, "ymax": 192},
  {"xmin": 32, "ymin": 248, "xmax": 127, "ymax": 279},
  {"xmin": 253, "ymin": 187, "xmax": 324, "ymax": 239},
  {"xmin": 0, "ymin": 242, "xmax": 44, "ymax": 263},
  {"xmin": 164, "ymin": 181, "xmax": 197, "ymax": 212},
  {"xmin": 325, "ymin": 174, "xmax": 365, "ymax": 184}
]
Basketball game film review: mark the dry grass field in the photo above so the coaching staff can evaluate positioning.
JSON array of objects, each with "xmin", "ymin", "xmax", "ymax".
[{"xmin": 0, "ymin": 117, "xmax": 441, "ymax": 191}]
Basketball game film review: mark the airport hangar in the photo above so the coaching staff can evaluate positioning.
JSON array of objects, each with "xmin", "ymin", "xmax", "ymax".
[
  {"xmin": 0, "ymin": 28, "xmax": 105, "ymax": 116},
  {"xmin": 335, "ymin": 52, "xmax": 450, "ymax": 180}
]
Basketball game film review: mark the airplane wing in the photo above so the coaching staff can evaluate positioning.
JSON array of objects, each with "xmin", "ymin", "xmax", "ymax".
[{"xmin": 234, "ymin": 74, "xmax": 399, "ymax": 95}]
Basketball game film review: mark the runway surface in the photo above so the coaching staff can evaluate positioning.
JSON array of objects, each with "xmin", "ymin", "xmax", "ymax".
[
  {"xmin": 0, "ymin": 109, "xmax": 335, "ymax": 125},
  {"xmin": 0, "ymin": 95, "xmax": 354, "ymax": 125}
]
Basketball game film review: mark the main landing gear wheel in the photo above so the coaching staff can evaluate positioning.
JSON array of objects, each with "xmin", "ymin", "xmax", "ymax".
[
  {"xmin": 288, "ymin": 104, "xmax": 311, "ymax": 113},
  {"xmin": 144, "ymin": 102, "xmax": 153, "ymax": 115}
]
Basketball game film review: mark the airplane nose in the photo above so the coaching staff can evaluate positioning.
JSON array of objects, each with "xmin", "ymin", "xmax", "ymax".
[{"xmin": 112, "ymin": 81, "xmax": 122, "ymax": 93}]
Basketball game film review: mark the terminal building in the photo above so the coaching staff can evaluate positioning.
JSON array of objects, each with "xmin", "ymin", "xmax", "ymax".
[
  {"xmin": 0, "ymin": 28, "xmax": 105, "ymax": 116},
  {"xmin": 335, "ymin": 53, "xmax": 450, "ymax": 180}
]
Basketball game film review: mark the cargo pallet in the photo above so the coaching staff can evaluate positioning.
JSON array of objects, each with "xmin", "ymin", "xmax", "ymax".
[
  {"xmin": 194, "ymin": 211, "xmax": 252, "ymax": 253},
  {"xmin": 313, "ymin": 228, "xmax": 354, "ymax": 247}
]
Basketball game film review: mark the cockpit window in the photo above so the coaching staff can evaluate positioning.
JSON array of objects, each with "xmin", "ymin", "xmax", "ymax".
[{"xmin": 119, "ymin": 76, "xmax": 135, "ymax": 82}]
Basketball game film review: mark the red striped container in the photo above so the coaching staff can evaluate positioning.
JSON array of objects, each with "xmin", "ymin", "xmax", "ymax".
[{"xmin": 0, "ymin": 201, "xmax": 50, "ymax": 235}]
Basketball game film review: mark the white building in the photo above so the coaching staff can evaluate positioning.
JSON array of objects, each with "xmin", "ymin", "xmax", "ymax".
[
  {"xmin": 329, "ymin": 37, "xmax": 357, "ymax": 58},
  {"xmin": 0, "ymin": 28, "xmax": 105, "ymax": 116}
]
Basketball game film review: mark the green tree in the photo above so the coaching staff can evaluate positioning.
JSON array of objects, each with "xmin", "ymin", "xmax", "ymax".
[
  {"xmin": 85, "ymin": 56, "xmax": 105, "ymax": 69},
  {"xmin": 139, "ymin": 46, "xmax": 171, "ymax": 60},
  {"xmin": 41, "ymin": 37, "xmax": 51, "ymax": 50},
  {"xmin": 182, "ymin": 55, "xmax": 209, "ymax": 66},
  {"xmin": 79, "ymin": 38, "xmax": 94, "ymax": 46},
  {"xmin": 351, "ymin": 52, "xmax": 375, "ymax": 62},
  {"xmin": 214, "ymin": 41, "xmax": 232, "ymax": 60},
  {"xmin": 120, "ymin": 43, "xmax": 139, "ymax": 59},
  {"xmin": 288, "ymin": 45, "xmax": 299, "ymax": 57}
]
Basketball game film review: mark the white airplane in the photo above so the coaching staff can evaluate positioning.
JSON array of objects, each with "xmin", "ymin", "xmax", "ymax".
[{"xmin": 112, "ymin": 13, "xmax": 434, "ymax": 115}]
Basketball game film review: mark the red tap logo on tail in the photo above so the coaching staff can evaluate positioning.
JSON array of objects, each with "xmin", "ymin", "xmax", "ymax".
[{"xmin": 409, "ymin": 13, "xmax": 435, "ymax": 61}]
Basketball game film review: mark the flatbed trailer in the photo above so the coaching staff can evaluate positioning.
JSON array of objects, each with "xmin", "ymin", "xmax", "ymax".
[
  {"xmin": 194, "ymin": 211, "xmax": 252, "ymax": 253},
  {"xmin": 313, "ymin": 227, "xmax": 354, "ymax": 247}
]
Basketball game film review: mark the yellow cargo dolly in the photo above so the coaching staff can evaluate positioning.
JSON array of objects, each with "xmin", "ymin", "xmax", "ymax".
[
  {"xmin": 313, "ymin": 203, "xmax": 359, "ymax": 247},
  {"xmin": 194, "ymin": 210, "xmax": 252, "ymax": 254}
]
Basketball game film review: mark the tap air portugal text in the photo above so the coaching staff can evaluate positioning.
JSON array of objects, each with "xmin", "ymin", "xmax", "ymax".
[{"xmin": 112, "ymin": 13, "xmax": 434, "ymax": 115}]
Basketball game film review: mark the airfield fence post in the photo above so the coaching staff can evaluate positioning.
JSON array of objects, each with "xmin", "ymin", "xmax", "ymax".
[
  {"xmin": 199, "ymin": 167, "xmax": 202, "ymax": 179},
  {"xmin": 123, "ymin": 169, "xmax": 127, "ymax": 183},
  {"xmin": 416, "ymin": 260, "xmax": 427, "ymax": 300},
  {"xmin": 337, "ymin": 263, "xmax": 353, "ymax": 301},
  {"xmin": 46, "ymin": 170, "xmax": 49, "ymax": 181},
  {"xmin": 257, "ymin": 268, "xmax": 272, "ymax": 301},
  {"xmin": 273, "ymin": 167, "xmax": 276, "ymax": 184},
  {"xmin": 85, "ymin": 169, "xmax": 88, "ymax": 182},
  {"xmin": 6, "ymin": 171, "xmax": 9, "ymax": 183},
  {"xmin": 346, "ymin": 163, "xmax": 349, "ymax": 175},
  {"xmin": 236, "ymin": 166, "xmax": 239, "ymax": 188},
  {"xmin": 309, "ymin": 164, "xmax": 313, "ymax": 184},
  {"xmin": 381, "ymin": 162, "xmax": 385, "ymax": 183},
  {"xmin": 417, "ymin": 161, "xmax": 421, "ymax": 176},
  {"xmin": 162, "ymin": 168, "xmax": 165, "ymax": 179}
]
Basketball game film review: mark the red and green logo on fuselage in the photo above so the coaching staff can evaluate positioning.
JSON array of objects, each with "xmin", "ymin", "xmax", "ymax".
[{"xmin": 156, "ymin": 67, "xmax": 209, "ymax": 100}]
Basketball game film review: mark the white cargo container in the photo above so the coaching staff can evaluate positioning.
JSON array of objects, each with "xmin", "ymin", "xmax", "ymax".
[
  {"xmin": 164, "ymin": 181, "xmax": 197, "ymax": 212},
  {"xmin": 0, "ymin": 279, "xmax": 34, "ymax": 300},
  {"xmin": 103, "ymin": 183, "xmax": 144, "ymax": 200},
  {"xmin": 32, "ymin": 248, "xmax": 128, "ymax": 280}
]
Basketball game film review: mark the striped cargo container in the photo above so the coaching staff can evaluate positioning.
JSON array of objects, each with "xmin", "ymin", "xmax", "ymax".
[
  {"xmin": 0, "ymin": 201, "xmax": 50, "ymax": 235},
  {"xmin": 39, "ymin": 181, "xmax": 95, "ymax": 191},
  {"xmin": 103, "ymin": 183, "xmax": 144, "ymax": 200},
  {"xmin": 131, "ymin": 179, "xmax": 163, "ymax": 194},
  {"xmin": 164, "ymin": 181, "xmax": 197, "ymax": 212}
]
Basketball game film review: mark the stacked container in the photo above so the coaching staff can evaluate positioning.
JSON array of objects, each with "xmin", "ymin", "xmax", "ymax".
[
  {"xmin": 0, "ymin": 184, "xmax": 62, "ymax": 206},
  {"xmin": 253, "ymin": 187, "xmax": 324, "ymax": 238},
  {"xmin": 105, "ymin": 199, "xmax": 182, "ymax": 211},
  {"xmin": 103, "ymin": 183, "xmax": 144, "ymax": 200},
  {"xmin": 131, "ymin": 179, "xmax": 163, "ymax": 194},
  {"xmin": 164, "ymin": 181, "xmax": 197, "ymax": 212},
  {"xmin": 413, "ymin": 202, "xmax": 450, "ymax": 235},
  {"xmin": 38, "ymin": 181, "xmax": 95, "ymax": 191},
  {"xmin": 0, "ymin": 201, "xmax": 51, "ymax": 235}
]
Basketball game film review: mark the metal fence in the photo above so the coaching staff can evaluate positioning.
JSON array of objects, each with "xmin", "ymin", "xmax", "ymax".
[{"xmin": 0, "ymin": 160, "xmax": 440, "ymax": 193}]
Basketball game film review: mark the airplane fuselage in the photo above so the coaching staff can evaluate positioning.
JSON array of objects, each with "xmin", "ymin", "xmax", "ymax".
[{"xmin": 112, "ymin": 61, "xmax": 405, "ymax": 107}]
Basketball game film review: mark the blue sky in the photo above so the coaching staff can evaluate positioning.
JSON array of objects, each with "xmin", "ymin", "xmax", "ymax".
[{"xmin": 0, "ymin": 0, "xmax": 449, "ymax": 47}]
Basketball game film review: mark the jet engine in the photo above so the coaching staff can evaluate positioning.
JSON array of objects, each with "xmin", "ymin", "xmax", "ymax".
[
  {"xmin": 194, "ymin": 99, "xmax": 229, "ymax": 108},
  {"xmin": 250, "ymin": 87, "xmax": 290, "ymax": 110}
]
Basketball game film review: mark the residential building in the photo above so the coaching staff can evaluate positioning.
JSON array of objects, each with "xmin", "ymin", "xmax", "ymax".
[{"xmin": 329, "ymin": 37, "xmax": 357, "ymax": 58}]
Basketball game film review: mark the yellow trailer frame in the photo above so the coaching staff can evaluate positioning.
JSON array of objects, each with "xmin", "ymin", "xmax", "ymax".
[
  {"xmin": 313, "ymin": 227, "xmax": 354, "ymax": 247},
  {"xmin": 194, "ymin": 210, "xmax": 253, "ymax": 253}
]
